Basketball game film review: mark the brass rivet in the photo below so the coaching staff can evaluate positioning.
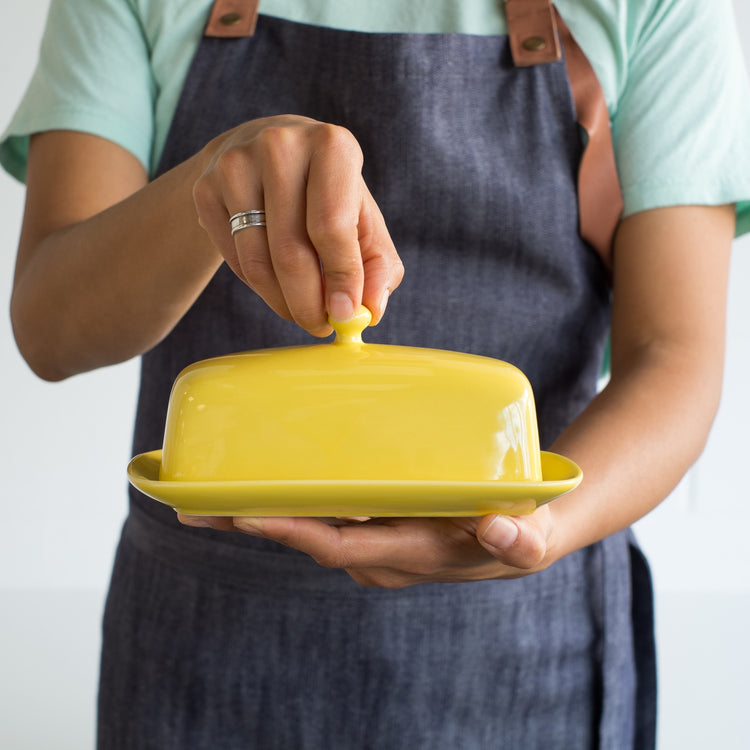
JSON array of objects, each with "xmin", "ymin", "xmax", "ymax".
[
  {"xmin": 219, "ymin": 12, "xmax": 243, "ymax": 26},
  {"xmin": 522, "ymin": 36, "xmax": 547, "ymax": 52}
]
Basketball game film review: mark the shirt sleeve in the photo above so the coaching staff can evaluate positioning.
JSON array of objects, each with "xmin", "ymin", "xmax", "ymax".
[
  {"xmin": 0, "ymin": 0, "xmax": 155, "ymax": 182},
  {"xmin": 611, "ymin": 0, "xmax": 750, "ymax": 235}
]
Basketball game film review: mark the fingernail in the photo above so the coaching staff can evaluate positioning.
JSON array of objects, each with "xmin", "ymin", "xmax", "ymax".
[
  {"xmin": 234, "ymin": 518, "xmax": 266, "ymax": 536},
  {"xmin": 377, "ymin": 288, "xmax": 390, "ymax": 320},
  {"xmin": 180, "ymin": 516, "xmax": 213, "ymax": 528},
  {"xmin": 328, "ymin": 291, "xmax": 355, "ymax": 321},
  {"xmin": 480, "ymin": 516, "xmax": 519, "ymax": 550}
]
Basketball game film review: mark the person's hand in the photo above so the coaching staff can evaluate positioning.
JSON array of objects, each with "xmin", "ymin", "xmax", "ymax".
[
  {"xmin": 178, "ymin": 506, "xmax": 558, "ymax": 588},
  {"xmin": 193, "ymin": 115, "xmax": 404, "ymax": 335}
]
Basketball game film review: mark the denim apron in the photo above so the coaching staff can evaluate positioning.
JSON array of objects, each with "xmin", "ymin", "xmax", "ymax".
[{"xmin": 98, "ymin": 6, "xmax": 656, "ymax": 749}]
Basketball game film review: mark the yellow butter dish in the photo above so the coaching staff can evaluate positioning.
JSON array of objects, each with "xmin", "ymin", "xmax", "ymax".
[{"xmin": 127, "ymin": 307, "xmax": 582, "ymax": 516}]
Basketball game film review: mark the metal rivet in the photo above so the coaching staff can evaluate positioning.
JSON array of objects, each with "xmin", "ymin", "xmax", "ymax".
[
  {"xmin": 219, "ymin": 12, "xmax": 243, "ymax": 26},
  {"xmin": 522, "ymin": 36, "xmax": 547, "ymax": 52}
]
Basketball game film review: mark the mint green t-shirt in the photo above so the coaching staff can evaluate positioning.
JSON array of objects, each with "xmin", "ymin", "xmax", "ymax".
[{"xmin": 2, "ymin": 0, "xmax": 750, "ymax": 233}]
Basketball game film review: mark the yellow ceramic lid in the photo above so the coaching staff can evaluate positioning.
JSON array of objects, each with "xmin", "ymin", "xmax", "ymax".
[{"xmin": 127, "ymin": 307, "xmax": 582, "ymax": 516}]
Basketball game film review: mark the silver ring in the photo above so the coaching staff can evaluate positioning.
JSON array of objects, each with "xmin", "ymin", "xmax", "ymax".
[{"xmin": 230, "ymin": 210, "xmax": 266, "ymax": 235}]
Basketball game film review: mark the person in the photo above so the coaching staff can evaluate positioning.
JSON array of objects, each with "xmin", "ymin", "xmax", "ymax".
[{"xmin": 3, "ymin": 0, "xmax": 750, "ymax": 748}]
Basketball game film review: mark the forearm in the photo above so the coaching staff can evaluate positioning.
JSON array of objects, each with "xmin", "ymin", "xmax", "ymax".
[
  {"xmin": 548, "ymin": 341, "xmax": 724, "ymax": 560},
  {"xmin": 546, "ymin": 204, "xmax": 734, "ymax": 561},
  {"xmin": 11, "ymin": 146, "xmax": 222, "ymax": 380}
]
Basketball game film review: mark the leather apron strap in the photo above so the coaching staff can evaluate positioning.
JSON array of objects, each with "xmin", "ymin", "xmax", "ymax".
[
  {"xmin": 506, "ymin": 0, "xmax": 623, "ymax": 268},
  {"xmin": 555, "ymin": 12, "xmax": 623, "ymax": 269},
  {"xmin": 505, "ymin": 0, "xmax": 562, "ymax": 65},
  {"xmin": 205, "ymin": 0, "xmax": 260, "ymax": 37}
]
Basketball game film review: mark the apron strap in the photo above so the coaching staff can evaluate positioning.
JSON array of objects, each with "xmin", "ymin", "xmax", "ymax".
[
  {"xmin": 205, "ymin": 0, "xmax": 260, "ymax": 38},
  {"xmin": 505, "ymin": 0, "xmax": 562, "ymax": 65},
  {"xmin": 506, "ymin": 1, "xmax": 622, "ymax": 268},
  {"xmin": 556, "ymin": 11, "xmax": 622, "ymax": 269}
]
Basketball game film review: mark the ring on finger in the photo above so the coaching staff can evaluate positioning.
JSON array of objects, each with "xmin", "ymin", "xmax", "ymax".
[{"xmin": 230, "ymin": 210, "xmax": 266, "ymax": 234}]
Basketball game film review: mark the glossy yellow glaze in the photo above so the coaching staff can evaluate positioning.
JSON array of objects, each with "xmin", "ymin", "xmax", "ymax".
[
  {"xmin": 129, "ymin": 450, "xmax": 581, "ymax": 517},
  {"xmin": 127, "ymin": 306, "xmax": 584, "ymax": 514},
  {"xmin": 158, "ymin": 307, "xmax": 543, "ymax": 484}
]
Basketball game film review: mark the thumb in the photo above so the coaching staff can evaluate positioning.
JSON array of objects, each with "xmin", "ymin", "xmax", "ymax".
[{"xmin": 476, "ymin": 513, "xmax": 548, "ymax": 570}]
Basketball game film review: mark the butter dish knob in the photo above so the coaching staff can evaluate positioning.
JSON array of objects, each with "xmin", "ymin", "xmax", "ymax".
[{"xmin": 329, "ymin": 305, "xmax": 372, "ymax": 344}]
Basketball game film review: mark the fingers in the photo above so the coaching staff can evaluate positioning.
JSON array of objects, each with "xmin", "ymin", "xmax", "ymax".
[
  {"xmin": 357, "ymin": 183, "xmax": 404, "ymax": 325},
  {"xmin": 233, "ymin": 516, "xmax": 413, "ymax": 571},
  {"xmin": 192, "ymin": 146, "xmax": 265, "ymax": 292},
  {"xmin": 232, "ymin": 512, "xmax": 554, "ymax": 586},
  {"xmin": 249, "ymin": 124, "xmax": 331, "ymax": 333},
  {"xmin": 179, "ymin": 503, "xmax": 555, "ymax": 584},
  {"xmin": 305, "ymin": 125, "xmax": 366, "ymax": 326},
  {"xmin": 193, "ymin": 117, "xmax": 403, "ymax": 335},
  {"xmin": 177, "ymin": 513, "xmax": 236, "ymax": 532}
]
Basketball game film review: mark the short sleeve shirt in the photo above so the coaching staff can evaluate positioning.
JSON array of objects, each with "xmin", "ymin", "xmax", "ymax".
[{"xmin": 2, "ymin": 0, "xmax": 750, "ymax": 233}]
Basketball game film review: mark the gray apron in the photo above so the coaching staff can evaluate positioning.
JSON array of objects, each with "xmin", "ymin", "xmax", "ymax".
[{"xmin": 98, "ymin": 7, "xmax": 656, "ymax": 749}]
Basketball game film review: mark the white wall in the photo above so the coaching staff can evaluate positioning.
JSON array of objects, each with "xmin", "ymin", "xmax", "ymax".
[
  {"xmin": 631, "ymin": 3, "xmax": 750, "ymax": 746},
  {"xmin": 0, "ymin": 2, "xmax": 748, "ymax": 748},
  {"xmin": 0, "ymin": 4, "xmax": 139, "ymax": 747}
]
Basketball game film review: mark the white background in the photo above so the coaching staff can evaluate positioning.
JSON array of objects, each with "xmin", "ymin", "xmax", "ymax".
[{"xmin": 1, "ymin": 2, "xmax": 748, "ymax": 748}]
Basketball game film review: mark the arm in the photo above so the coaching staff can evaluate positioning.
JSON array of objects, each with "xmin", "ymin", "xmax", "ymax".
[
  {"xmin": 12, "ymin": 131, "xmax": 218, "ymax": 380},
  {"xmin": 542, "ymin": 204, "xmax": 733, "ymax": 558},
  {"xmin": 12, "ymin": 119, "xmax": 402, "ymax": 381},
  {"xmin": 213, "ymin": 204, "xmax": 734, "ymax": 587}
]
